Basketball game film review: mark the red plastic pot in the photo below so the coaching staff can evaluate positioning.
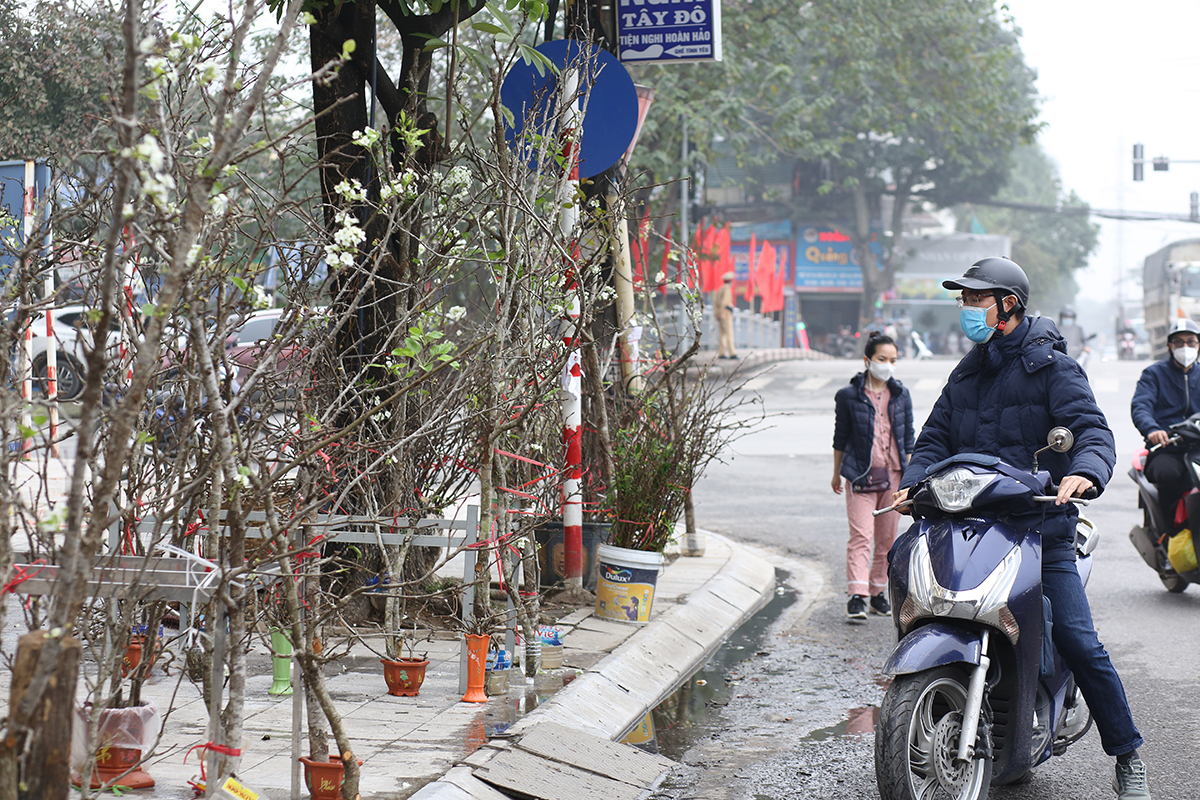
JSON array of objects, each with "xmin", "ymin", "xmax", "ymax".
[{"xmin": 381, "ymin": 657, "xmax": 429, "ymax": 697}]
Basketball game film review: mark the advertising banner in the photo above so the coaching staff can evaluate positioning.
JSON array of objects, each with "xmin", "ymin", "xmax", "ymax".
[
  {"xmin": 617, "ymin": 0, "xmax": 722, "ymax": 64},
  {"xmin": 794, "ymin": 225, "xmax": 880, "ymax": 293}
]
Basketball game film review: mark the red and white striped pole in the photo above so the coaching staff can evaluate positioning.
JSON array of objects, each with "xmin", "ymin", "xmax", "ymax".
[
  {"xmin": 20, "ymin": 161, "xmax": 37, "ymax": 456},
  {"xmin": 120, "ymin": 227, "xmax": 137, "ymax": 384},
  {"xmin": 558, "ymin": 68, "xmax": 585, "ymax": 593}
]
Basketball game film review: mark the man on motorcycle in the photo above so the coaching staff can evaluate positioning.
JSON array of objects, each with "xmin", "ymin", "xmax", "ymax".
[
  {"xmin": 891, "ymin": 257, "xmax": 1150, "ymax": 799},
  {"xmin": 1058, "ymin": 304, "xmax": 1090, "ymax": 363},
  {"xmin": 1130, "ymin": 318, "xmax": 1200, "ymax": 528}
]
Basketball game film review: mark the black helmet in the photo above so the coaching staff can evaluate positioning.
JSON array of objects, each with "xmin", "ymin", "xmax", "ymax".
[
  {"xmin": 943, "ymin": 257, "xmax": 1030, "ymax": 310},
  {"xmin": 1060, "ymin": 305, "xmax": 1076, "ymax": 319}
]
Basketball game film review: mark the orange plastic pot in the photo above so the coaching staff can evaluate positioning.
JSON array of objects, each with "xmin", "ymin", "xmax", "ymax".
[
  {"xmin": 462, "ymin": 634, "xmax": 489, "ymax": 703},
  {"xmin": 299, "ymin": 754, "xmax": 361, "ymax": 800},
  {"xmin": 381, "ymin": 657, "xmax": 429, "ymax": 697},
  {"xmin": 91, "ymin": 745, "xmax": 155, "ymax": 789},
  {"xmin": 121, "ymin": 636, "xmax": 143, "ymax": 678}
]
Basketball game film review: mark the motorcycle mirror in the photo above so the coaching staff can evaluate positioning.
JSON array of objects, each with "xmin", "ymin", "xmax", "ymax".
[{"xmin": 1047, "ymin": 427, "xmax": 1074, "ymax": 453}]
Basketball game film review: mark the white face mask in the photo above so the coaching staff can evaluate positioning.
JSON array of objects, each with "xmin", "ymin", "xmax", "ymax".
[
  {"xmin": 867, "ymin": 360, "xmax": 895, "ymax": 382},
  {"xmin": 1173, "ymin": 345, "xmax": 1198, "ymax": 368}
]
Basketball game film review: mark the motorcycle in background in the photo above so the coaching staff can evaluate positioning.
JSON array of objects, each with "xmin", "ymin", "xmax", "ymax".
[
  {"xmin": 1128, "ymin": 412, "xmax": 1200, "ymax": 593},
  {"xmin": 1117, "ymin": 330, "xmax": 1138, "ymax": 361},
  {"xmin": 874, "ymin": 428, "xmax": 1097, "ymax": 800}
]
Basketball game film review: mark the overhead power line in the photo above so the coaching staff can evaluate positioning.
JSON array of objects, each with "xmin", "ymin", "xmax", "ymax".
[{"xmin": 956, "ymin": 198, "xmax": 1200, "ymax": 224}]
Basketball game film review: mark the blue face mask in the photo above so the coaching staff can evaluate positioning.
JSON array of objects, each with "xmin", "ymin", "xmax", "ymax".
[{"xmin": 960, "ymin": 306, "xmax": 996, "ymax": 344}]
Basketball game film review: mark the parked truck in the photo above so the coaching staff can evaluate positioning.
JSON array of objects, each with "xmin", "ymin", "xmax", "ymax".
[{"xmin": 1143, "ymin": 238, "xmax": 1200, "ymax": 360}]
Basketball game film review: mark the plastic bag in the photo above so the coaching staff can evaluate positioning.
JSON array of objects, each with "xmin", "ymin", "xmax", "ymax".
[
  {"xmin": 1168, "ymin": 528, "xmax": 1198, "ymax": 574},
  {"xmin": 71, "ymin": 701, "xmax": 160, "ymax": 768}
]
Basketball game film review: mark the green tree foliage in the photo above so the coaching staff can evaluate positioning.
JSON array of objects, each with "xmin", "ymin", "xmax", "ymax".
[
  {"xmin": 626, "ymin": 0, "xmax": 1040, "ymax": 325},
  {"xmin": 957, "ymin": 145, "xmax": 1099, "ymax": 312},
  {"xmin": 0, "ymin": 0, "xmax": 122, "ymax": 163}
]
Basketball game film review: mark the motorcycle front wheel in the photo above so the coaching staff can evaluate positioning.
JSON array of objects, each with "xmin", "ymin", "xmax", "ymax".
[{"xmin": 876, "ymin": 665, "xmax": 993, "ymax": 800}]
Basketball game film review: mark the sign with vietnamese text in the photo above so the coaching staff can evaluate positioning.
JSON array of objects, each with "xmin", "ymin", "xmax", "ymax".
[
  {"xmin": 617, "ymin": 0, "xmax": 723, "ymax": 64},
  {"xmin": 794, "ymin": 225, "xmax": 881, "ymax": 293}
]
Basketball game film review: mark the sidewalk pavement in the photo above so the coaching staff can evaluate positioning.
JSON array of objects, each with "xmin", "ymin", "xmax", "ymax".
[{"xmin": 5, "ymin": 530, "xmax": 776, "ymax": 799}]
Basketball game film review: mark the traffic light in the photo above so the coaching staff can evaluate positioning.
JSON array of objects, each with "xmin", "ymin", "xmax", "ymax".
[
  {"xmin": 1154, "ymin": 156, "xmax": 1170, "ymax": 172},
  {"xmin": 1192, "ymin": 192, "xmax": 1199, "ymax": 223},
  {"xmin": 1134, "ymin": 143, "xmax": 1144, "ymax": 181}
]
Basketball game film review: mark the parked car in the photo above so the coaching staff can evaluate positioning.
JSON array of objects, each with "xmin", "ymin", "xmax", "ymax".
[
  {"xmin": 16, "ymin": 305, "xmax": 125, "ymax": 401},
  {"xmin": 224, "ymin": 306, "xmax": 327, "ymax": 401}
]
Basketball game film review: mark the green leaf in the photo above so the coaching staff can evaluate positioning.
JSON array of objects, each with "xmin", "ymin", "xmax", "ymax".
[
  {"xmin": 231, "ymin": 276, "xmax": 249, "ymax": 292},
  {"xmin": 471, "ymin": 22, "xmax": 505, "ymax": 35}
]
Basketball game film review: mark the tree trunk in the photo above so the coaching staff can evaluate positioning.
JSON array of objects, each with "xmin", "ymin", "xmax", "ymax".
[{"xmin": 1, "ymin": 632, "xmax": 82, "ymax": 800}]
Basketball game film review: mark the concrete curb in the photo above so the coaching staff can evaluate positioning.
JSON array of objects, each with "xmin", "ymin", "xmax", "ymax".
[{"xmin": 410, "ymin": 532, "xmax": 777, "ymax": 799}]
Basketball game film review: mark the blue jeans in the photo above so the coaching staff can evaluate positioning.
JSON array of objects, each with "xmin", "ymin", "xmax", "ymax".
[{"xmin": 1043, "ymin": 561, "xmax": 1143, "ymax": 756}]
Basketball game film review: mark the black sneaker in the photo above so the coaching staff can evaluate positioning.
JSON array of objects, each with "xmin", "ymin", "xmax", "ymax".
[
  {"xmin": 870, "ymin": 593, "xmax": 892, "ymax": 616},
  {"xmin": 846, "ymin": 595, "xmax": 868, "ymax": 621}
]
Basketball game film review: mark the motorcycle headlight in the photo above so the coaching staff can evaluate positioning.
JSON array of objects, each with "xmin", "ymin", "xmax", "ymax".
[
  {"xmin": 898, "ymin": 535, "xmax": 1023, "ymax": 644},
  {"xmin": 927, "ymin": 467, "xmax": 995, "ymax": 512}
]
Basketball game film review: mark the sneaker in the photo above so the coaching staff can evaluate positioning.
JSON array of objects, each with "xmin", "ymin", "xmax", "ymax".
[
  {"xmin": 870, "ymin": 593, "xmax": 892, "ymax": 616},
  {"xmin": 1114, "ymin": 756, "xmax": 1151, "ymax": 799},
  {"xmin": 846, "ymin": 595, "xmax": 868, "ymax": 621}
]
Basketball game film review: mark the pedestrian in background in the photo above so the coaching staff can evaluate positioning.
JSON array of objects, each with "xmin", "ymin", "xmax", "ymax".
[
  {"xmin": 714, "ymin": 271, "xmax": 737, "ymax": 359},
  {"xmin": 831, "ymin": 331, "xmax": 914, "ymax": 621}
]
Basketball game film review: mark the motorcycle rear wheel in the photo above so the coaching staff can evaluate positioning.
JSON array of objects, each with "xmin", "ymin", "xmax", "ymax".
[
  {"xmin": 1160, "ymin": 574, "xmax": 1189, "ymax": 593},
  {"xmin": 876, "ymin": 666, "xmax": 993, "ymax": 800}
]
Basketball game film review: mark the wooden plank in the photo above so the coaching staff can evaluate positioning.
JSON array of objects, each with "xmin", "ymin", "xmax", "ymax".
[
  {"xmin": 515, "ymin": 722, "xmax": 673, "ymax": 786},
  {"xmin": 473, "ymin": 747, "xmax": 647, "ymax": 800}
]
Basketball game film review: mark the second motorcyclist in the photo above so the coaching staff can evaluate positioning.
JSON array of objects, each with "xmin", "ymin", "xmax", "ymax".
[
  {"xmin": 891, "ymin": 257, "xmax": 1149, "ymax": 799},
  {"xmin": 1131, "ymin": 318, "xmax": 1200, "ymax": 528}
]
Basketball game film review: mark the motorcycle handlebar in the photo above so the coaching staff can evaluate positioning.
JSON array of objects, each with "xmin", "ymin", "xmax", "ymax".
[
  {"xmin": 1149, "ymin": 435, "xmax": 1182, "ymax": 453},
  {"xmin": 872, "ymin": 499, "xmax": 912, "ymax": 518}
]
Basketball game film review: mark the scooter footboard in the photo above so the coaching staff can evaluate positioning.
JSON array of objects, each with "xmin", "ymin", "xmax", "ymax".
[{"xmin": 883, "ymin": 622, "xmax": 982, "ymax": 676}]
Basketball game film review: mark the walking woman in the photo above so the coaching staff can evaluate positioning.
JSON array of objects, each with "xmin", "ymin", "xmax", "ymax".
[{"xmin": 831, "ymin": 332, "xmax": 914, "ymax": 621}]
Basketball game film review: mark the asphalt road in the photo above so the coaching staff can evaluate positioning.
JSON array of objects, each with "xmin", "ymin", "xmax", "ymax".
[{"xmin": 657, "ymin": 353, "xmax": 1200, "ymax": 800}]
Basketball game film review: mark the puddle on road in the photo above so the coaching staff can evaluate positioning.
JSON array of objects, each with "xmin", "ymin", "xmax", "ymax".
[
  {"xmin": 797, "ymin": 706, "xmax": 879, "ymax": 742},
  {"xmin": 636, "ymin": 570, "xmax": 798, "ymax": 758},
  {"xmin": 478, "ymin": 567, "xmax": 883, "ymax": 754}
]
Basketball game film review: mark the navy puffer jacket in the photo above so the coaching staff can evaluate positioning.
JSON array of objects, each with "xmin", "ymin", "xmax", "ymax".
[
  {"xmin": 1130, "ymin": 357, "xmax": 1200, "ymax": 444},
  {"xmin": 833, "ymin": 371, "xmax": 914, "ymax": 485},
  {"xmin": 899, "ymin": 317, "xmax": 1115, "ymax": 561}
]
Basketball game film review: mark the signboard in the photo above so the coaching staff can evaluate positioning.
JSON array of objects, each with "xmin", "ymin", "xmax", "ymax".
[
  {"xmin": 617, "ymin": 0, "xmax": 723, "ymax": 64},
  {"xmin": 794, "ymin": 225, "xmax": 880, "ymax": 293},
  {"xmin": 500, "ymin": 40, "xmax": 639, "ymax": 179},
  {"xmin": 889, "ymin": 233, "xmax": 1011, "ymax": 301},
  {"xmin": 0, "ymin": 160, "xmax": 51, "ymax": 269}
]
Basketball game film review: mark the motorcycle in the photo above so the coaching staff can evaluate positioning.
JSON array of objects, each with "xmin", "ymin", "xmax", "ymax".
[
  {"xmin": 874, "ymin": 428, "xmax": 1098, "ymax": 800},
  {"xmin": 1128, "ymin": 412, "xmax": 1200, "ymax": 593},
  {"xmin": 1117, "ymin": 331, "xmax": 1138, "ymax": 361}
]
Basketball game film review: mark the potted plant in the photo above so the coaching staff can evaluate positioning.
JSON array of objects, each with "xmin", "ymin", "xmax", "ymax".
[
  {"xmin": 380, "ymin": 625, "xmax": 431, "ymax": 697},
  {"xmin": 591, "ymin": 316, "xmax": 758, "ymax": 622}
]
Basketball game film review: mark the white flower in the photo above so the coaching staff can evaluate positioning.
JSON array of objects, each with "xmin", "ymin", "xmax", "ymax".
[
  {"xmin": 135, "ymin": 135, "xmax": 166, "ymax": 171},
  {"xmin": 209, "ymin": 193, "xmax": 229, "ymax": 217},
  {"xmin": 352, "ymin": 128, "xmax": 380, "ymax": 148},
  {"xmin": 333, "ymin": 224, "xmax": 365, "ymax": 248},
  {"xmin": 334, "ymin": 178, "xmax": 367, "ymax": 202},
  {"xmin": 197, "ymin": 60, "xmax": 221, "ymax": 86},
  {"xmin": 146, "ymin": 56, "xmax": 175, "ymax": 82},
  {"xmin": 251, "ymin": 286, "xmax": 269, "ymax": 309},
  {"xmin": 446, "ymin": 306, "xmax": 466, "ymax": 322}
]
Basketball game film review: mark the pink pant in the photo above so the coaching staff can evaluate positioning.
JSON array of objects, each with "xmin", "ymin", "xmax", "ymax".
[{"xmin": 845, "ymin": 469, "xmax": 904, "ymax": 597}]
